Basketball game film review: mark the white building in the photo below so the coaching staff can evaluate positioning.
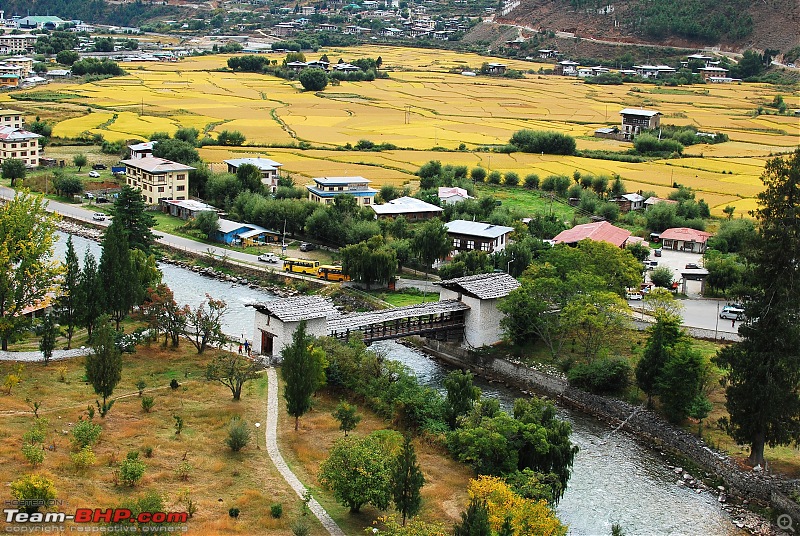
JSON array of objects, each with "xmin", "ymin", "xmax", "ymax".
[
  {"xmin": 252, "ymin": 296, "xmax": 340, "ymax": 355},
  {"xmin": 0, "ymin": 126, "xmax": 41, "ymax": 167},
  {"xmin": 225, "ymin": 157, "xmax": 284, "ymax": 193},
  {"xmin": 121, "ymin": 157, "xmax": 195, "ymax": 205}
]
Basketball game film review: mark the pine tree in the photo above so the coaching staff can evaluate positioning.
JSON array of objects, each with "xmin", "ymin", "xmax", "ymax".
[
  {"xmin": 453, "ymin": 499, "xmax": 491, "ymax": 536},
  {"xmin": 391, "ymin": 434, "xmax": 425, "ymax": 526},
  {"xmin": 38, "ymin": 313, "xmax": 57, "ymax": 366},
  {"xmin": 281, "ymin": 321, "xmax": 323, "ymax": 430},
  {"xmin": 78, "ymin": 248, "xmax": 103, "ymax": 339},
  {"xmin": 111, "ymin": 185, "xmax": 156, "ymax": 253},
  {"xmin": 58, "ymin": 235, "xmax": 81, "ymax": 349},
  {"xmin": 635, "ymin": 317, "xmax": 682, "ymax": 408},
  {"xmin": 98, "ymin": 222, "xmax": 135, "ymax": 330},
  {"xmin": 85, "ymin": 316, "xmax": 122, "ymax": 417}
]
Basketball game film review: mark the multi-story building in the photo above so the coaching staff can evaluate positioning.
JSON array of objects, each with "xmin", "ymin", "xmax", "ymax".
[
  {"xmin": 0, "ymin": 108, "xmax": 24, "ymax": 129},
  {"xmin": 619, "ymin": 108, "xmax": 661, "ymax": 140},
  {"xmin": 445, "ymin": 220, "xmax": 514, "ymax": 256},
  {"xmin": 0, "ymin": 34, "xmax": 38, "ymax": 55},
  {"xmin": 225, "ymin": 157, "xmax": 283, "ymax": 193},
  {"xmin": 120, "ymin": 156, "xmax": 195, "ymax": 205},
  {"xmin": 0, "ymin": 126, "xmax": 41, "ymax": 167},
  {"xmin": 306, "ymin": 176, "xmax": 377, "ymax": 206}
]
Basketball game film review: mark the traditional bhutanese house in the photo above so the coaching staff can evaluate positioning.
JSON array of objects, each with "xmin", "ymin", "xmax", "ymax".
[
  {"xmin": 552, "ymin": 221, "xmax": 631, "ymax": 248},
  {"xmin": 619, "ymin": 108, "xmax": 661, "ymax": 141},
  {"xmin": 160, "ymin": 199, "xmax": 218, "ymax": 220},
  {"xmin": 225, "ymin": 157, "xmax": 283, "ymax": 193},
  {"xmin": 610, "ymin": 192, "xmax": 645, "ymax": 213},
  {"xmin": 371, "ymin": 196, "xmax": 443, "ymax": 221},
  {"xmin": 659, "ymin": 227, "xmax": 712, "ymax": 254},
  {"xmin": 643, "ymin": 196, "xmax": 678, "ymax": 211},
  {"xmin": 437, "ymin": 272, "xmax": 520, "ymax": 348},
  {"xmin": 307, "ymin": 176, "xmax": 377, "ymax": 206},
  {"xmin": 251, "ymin": 295, "xmax": 340, "ymax": 355},
  {"xmin": 445, "ymin": 220, "xmax": 514, "ymax": 256},
  {"xmin": 128, "ymin": 141, "xmax": 156, "ymax": 159}
]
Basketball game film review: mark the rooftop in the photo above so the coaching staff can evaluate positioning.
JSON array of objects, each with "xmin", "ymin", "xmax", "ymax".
[
  {"xmin": 371, "ymin": 196, "xmax": 443, "ymax": 215},
  {"xmin": 659, "ymin": 227, "xmax": 712, "ymax": 243},
  {"xmin": 327, "ymin": 300, "xmax": 469, "ymax": 333},
  {"xmin": 128, "ymin": 141, "xmax": 156, "ymax": 151},
  {"xmin": 438, "ymin": 272, "xmax": 521, "ymax": 300},
  {"xmin": 120, "ymin": 157, "xmax": 195, "ymax": 173},
  {"xmin": 216, "ymin": 218, "xmax": 265, "ymax": 234},
  {"xmin": 163, "ymin": 199, "xmax": 217, "ymax": 212},
  {"xmin": 251, "ymin": 296, "xmax": 339, "ymax": 323},
  {"xmin": 552, "ymin": 221, "xmax": 631, "ymax": 248},
  {"xmin": 644, "ymin": 196, "xmax": 678, "ymax": 206},
  {"xmin": 313, "ymin": 176, "xmax": 371, "ymax": 186},
  {"xmin": 445, "ymin": 220, "xmax": 514, "ymax": 239},
  {"xmin": 225, "ymin": 157, "xmax": 283, "ymax": 170},
  {"xmin": 0, "ymin": 126, "xmax": 41, "ymax": 141},
  {"xmin": 619, "ymin": 108, "xmax": 661, "ymax": 117},
  {"xmin": 438, "ymin": 186, "xmax": 471, "ymax": 198}
]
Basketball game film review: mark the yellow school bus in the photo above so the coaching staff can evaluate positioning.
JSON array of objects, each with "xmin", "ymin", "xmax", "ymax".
[
  {"xmin": 283, "ymin": 258, "xmax": 320, "ymax": 275},
  {"xmin": 318, "ymin": 265, "xmax": 351, "ymax": 282}
]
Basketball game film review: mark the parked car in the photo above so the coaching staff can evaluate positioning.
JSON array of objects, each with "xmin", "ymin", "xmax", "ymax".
[
  {"xmin": 299, "ymin": 242, "xmax": 316, "ymax": 252},
  {"xmin": 88, "ymin": 171, "xmax": 100, "ymax": 178},
  {"xmin": 643, "ymin": 260, "xmax": 658, "ymax": 271},
  {"xmin": 626, "ymin": 289, "xmax": 643, "ymax": 300},
  {"xmin": 722, "ymin": 303, "xmax": 743, "ymax": 312},
  {"xmin": 84, "ymin": 192, "xmax": 95, "ymax": 199},
  {"xmin": 92, "ymin": 213, "xmax": 106, "ymax": 221},
  {"xmin": 685, "ymin": 263, "xmax": 700, "ymax": 269},
  {"xmin": 653, "ymin": 248, "xmax": 662, "ymax": 257},
  {"xmin": 92, "ymin": 163, "xmax": 107, "ymax": 170},
  {"xmin": 258, "ymin": 253, "xmax": 280, "ymax": 263},
  {"xmin": 720, "ymin": 307, "xmax": 745, "ymax": 320}
]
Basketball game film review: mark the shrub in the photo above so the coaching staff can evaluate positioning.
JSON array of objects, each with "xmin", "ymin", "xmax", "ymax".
[
  {"xmin": 650, "ymin": 266, "xmax": 675, "ymax": 288},
  {"xmin": 22, "ymin": 443, "xmax": 45, "ymax": 467},
  {"xmin": 509, "ymin": 129, "xmax": 576, "ymax": 155},
  {"xmin": 225, "ymin": 417, "xmax": 251, "ymax": 452},
  {"xmin": 136, "ymin": 379, "xmax": 146, "ymax": 396},
  {"xmin": 119, "ymin": 451, "xmax": 146, "ymax": 486},
  {"xmin": 470, "ymin": 167, "xmax": 487, "ymax": 182},
  {"xmin": 170, "ymin": 379, "xmax": 179, "ymax": 389},
  {"xmin": 504, "ymin": 171, "xmax": 519, "ymax": 186},
  {"xmin": 228, "ymin": 507, "xmax": 240, "ymax": 518},
  {"xmin": 270, "ymin": 503, "xmax": 283, "ymax": 518},
  {"xmin": 23, "ymin": 418, "xmax": 48, "ymax": 445},
  {"xmin": 71, "ymin": 420, "xmax": 102, "ymax": 450},
  {"xmin": 176, "ymin": 460, "xmax": 192, "ymax": 481},
  {"xmin": 10, "ymin": 475, "xmax": 57, "ymax": 513},
  {"xmin": 142, "ymin": 446, "xmax": 153, "ymax": 458},
  {"xmin": 487, "ymin": 171, "xmax": 502, "ymax": 184},
  {"xmin": 141, "ymin": 396, "xmax": 154, "ymax": 413},
  {"xmin": 567, "ymin": 358, "xmax": 631, "ymax": 394},
  {"xmin": 523, "ymin": 174, "xmax": 539, "ymax": 189},
  {"xmin": 71, "ymin": 446, "xmax": 96, "ymax": 471},
  {"xmin": 299, "ymin": 68, "xmax": 328, "ymax": 91}
]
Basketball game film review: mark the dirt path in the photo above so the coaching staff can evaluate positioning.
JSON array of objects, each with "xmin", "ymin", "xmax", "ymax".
[{"xmin": 265, "ymin": 367, "xmax": 345, "ymax": 536}]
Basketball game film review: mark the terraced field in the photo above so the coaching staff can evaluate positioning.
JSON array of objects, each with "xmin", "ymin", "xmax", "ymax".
[{"xmin": 9, "ymin": 46, "xmax": 799, "ymax": 214}]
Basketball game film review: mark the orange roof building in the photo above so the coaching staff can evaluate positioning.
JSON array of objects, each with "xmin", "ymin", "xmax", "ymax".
[{"xmin": 552, "ymin": 221, "xmax": 631, "ymax": 248}]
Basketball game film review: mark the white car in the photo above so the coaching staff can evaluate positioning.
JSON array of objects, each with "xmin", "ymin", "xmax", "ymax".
[
  {"xmin": 626, "ymin": 290, "xmax": 643, "ymax": 300},
  {"xmin": 720, "ymin": 307, "xmax": 744, "ymax": 320},
  {"xmin": 88, "ymin": 171, "xmax": 100, "ymax": 178},
  {"xmin": 258, "ymin": 253, "xmax": 280, "ymax": 263},
  {"xmin": 92, "ymin": 213, "xmax": 106, "ymax": 221}
]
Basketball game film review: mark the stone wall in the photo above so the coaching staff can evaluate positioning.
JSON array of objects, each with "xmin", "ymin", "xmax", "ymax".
[{"xmin": 418, "ymin": 338, "xmax": 800, "ymax": 523}]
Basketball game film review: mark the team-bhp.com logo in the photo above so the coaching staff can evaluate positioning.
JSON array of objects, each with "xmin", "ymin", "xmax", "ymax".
[{"xmin": 4, "ymin": 504, "xmax": 189, "ymax": 533}]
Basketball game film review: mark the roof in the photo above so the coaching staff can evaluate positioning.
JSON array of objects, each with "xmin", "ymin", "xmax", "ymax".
[
  {"xmin": 0, "ymin": 126, "xmax": 41, "ymax": 141},
  {"xmin": 644, "ymin": 196, "xmax": 678, "ymax": 206},
  {"xmin": 163, "ymin": 199, "xmax": 217, "ymax": 212},
  {"xmin": 120, "ymin": 157, "xmax": 195, "ymax": 173},
  {"xmin": 371, "ymin": 196, "xmax": 442, "ymax": 215},
  {"xmin": 129, "ymin": 141, "xmax": 155, "ymax": 151},
  {"xmin": 313, "ymin": 176, "xmax": 371, "ymax": 186},
  {"xmin": 0, "ymin": 108, "xmax": 23, "ymax": 115},
  {"xmin": 552, "ymin": 221, "xmax": 631, "ymax": 248},
  {"xmin": 621, "ymin": 193, "xmax": 645, "ymax": 202},
  {"xmin": 438, "ymin": 186, "xmax": 471, "ymax": 199},
  {"xmin": 252, "ymin": 295, "xmax": 339, "ymax": 323},
  {"xmin": 225, "ymin": 157, "xmax": 283, "ymax": 170},
  {"xmin": 595, "ymin": 127, "xmax": 619, "ymax": 134},
  {"xmin": 619, "ymin": 108, "xmax": 661, "ymax": 117},
  {"xmin": 659, "ymin": 227, "xmax": 712, "ymax": 243},
  {"xmin": 216, "ymin": 218, "xmax": 266, "ymax": 235},
  {"xmin": 437, "ymin": 273, "xmax": 521, "ymax": 300},
  {"xmin": 327, "ymin": 300, "xmax": 469, "ymax": 333},
  {"xmin": 445, "ymin": 220, "xmax": 514, "ymax": 239}
]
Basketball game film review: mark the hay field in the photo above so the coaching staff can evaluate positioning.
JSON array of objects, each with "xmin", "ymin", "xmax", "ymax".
[{"xmin": 28, "ymin": 48, "xmax": 800, "ymax": 213}]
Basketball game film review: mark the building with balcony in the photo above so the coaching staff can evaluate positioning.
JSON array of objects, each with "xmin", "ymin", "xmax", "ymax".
[
  {"xmin": 307, "ymin": 176, "xmax": 377, "ymax": 206},
  {"xmin": 120, "ymin": 156, "xmax": 195, "ymax": 205},
  {"xmin": 225, "ymin": 157, "xmax": 283, "ymax": 193},
  {"xmin": 0, "ymin": 127, "xmax": 41, "ymax": 167}
]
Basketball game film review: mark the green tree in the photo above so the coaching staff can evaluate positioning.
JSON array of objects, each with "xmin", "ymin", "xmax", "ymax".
[
  {"xmin": 225, "ymin": 417, "xmax": 251, "ymax": 451},
  {"xmin": 560, "ymin": 291, "xmax": 630, "ymax": 361},
  {"xmin": 174, "ymin": 127, "xmax": 200, "ymax": 146},
  {"xmin": 636, "ymin": 316, "xmax": 682, "ymax": 407},
  {"xmin": 216, "ymin": 130, "xmax": 246, "ymax": 146},
  {"xmin": 56, "ymin": 50, "xmax": 79, "ymax": 65},
  {"xmin": 722, "ymin": 205, "xmax": 735, "ymax": 219},
  {"xmin": 281, "ymin": 321, "xmax": 324, "ymax": 430},
  {"xmin": 98, "ymin": 222, "xmax": 135, "ymax": 330},
  {"xmin": 0, "ymin": 192, "xmax": 60, "ymax": 350},
  {"xmin": 319, "ymin": 431, "xmax": 400, "ymax": 513},
  {"xmin": 86, "ymin": 316, "xmax": 122, "ymax": 417},
  {"xmin": 111, "ymin": 185, "xmax": 156, "ymax": 253},
  {"xmin": 235, "ymin": 163, "xmax": 262, "ymax": 192},
  {"xmin": 299, "ymin": 68, "xmax": 329, "ymax": 91},
  {"xmin": 332, "ymin": 401, "xmax": 361, "ymax": 436},
  {"xmin": 206, "ymin": 353, "xmax": 260, "ymax": 401},
  {"xmin": 658, "ymin": 341, "xmax": 708, "ymax": 423},
  {"xmin": 52, "ymin": 174, "xmax": 83, "ymax": 198},
  {"xmin": 390, "ymin": 434, "xmax": 425, "ymax": 526},
  {"xmin": 443, "ymin": 370, "xmax": 481, "ymax": 429},
  {"xmin": 715, "ymin": 149, "xmax": 800, "ymax": 467},
  {"xmin": 471, "ymin": 167, "xmax": 487, "ymax": 183},
  {"xmin": 2, "ymin": 158, "xmax": 26, "ymax": 187},
  {"xmin": 77, "ymin": 248, "xmax": 103, "ymax": 340},
  {"xmin": 193, "ymin": 210, "xmax": 220, "ymax": 240},
  {"xmin": 650, "ymin": 266, "xmax": 674, "ymax": 288},
  {"xmin": 453, "ymin": 499, "xmax": 491, "ymax": 536},
  {"xmin": 73, "ymin": 153, "xmax": 88, "ymax": 171},
  {"xmin": 341, "ymin": 236, "xmax": 397, "ymax": 290},
  {"xmin": 151, "ymin": 138, "xmax": 200, "ymax": 164},
  {"xmin": 38, "ymin": 313, "xmax": 58, "ymax": 366},
  {"xmin": 411, "ymin": 218, "xmax": 450, "ymax": 278},
  {"xmin": 57, "ymin": 235, "xmax": 81, "ymax": 349}
]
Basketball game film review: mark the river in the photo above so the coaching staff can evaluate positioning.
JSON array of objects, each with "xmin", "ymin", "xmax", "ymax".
[{"xmin": 55, "ymin": 232, "xmax": 743, "ymax": 536}]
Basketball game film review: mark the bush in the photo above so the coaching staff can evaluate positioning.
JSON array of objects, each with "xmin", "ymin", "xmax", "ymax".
[
  {"xmin": 504, "ymin": 171, "xmax": 519, "ymax": 186},
  {"xmin": 142, "ymin": 446, "xmax": 154, "ymax": 458},
  {"xmin": 72, "ymin": 420, "xmax": 102, "ymax": 450},
  {"xmin": 470, "ymin": 167, "xmax": 487, "ymax": 182},
  {"xmin": 487, "ymin": 171, "xmax": 502, "ymax": 184},
  {"xmin": 567, "ymin": 358, "xmax": 631, "ymax": 394},
  {"xmin": 22, "ymin": 443, "xmax": 45, "ymax": 467},
  {"xmin": 119, "ymin": 451, "xmax": 146, "ymax": 486},
  {"xmin": 650, "ymin": 266, "xmax": 675, "ymax": 288},
  {"xmin": 299, "ymin": 68, "xmax": 328, "ymax": 91},
  {"xmin": 509, "ymin": 129, "xmax": 576, "ymax": 155},
  {"xmin": 270, "ymin": 503, "xmax": 283, "ymax": 518},
  {"xmin": 524, "ymin": 174, "xmax": 539, "ymax": 189},
  {"xmin": 141, "ymin": 396, "xmax": 154, "ymax": 413},
  {"xmin": 23, "ymin": 418, "xmax": 48, "ymax": 445},
  {"xmin": 71, "ymin": 446, "xmax": 96, "ymax": 471},
  {"xmin": 225, "ymin": 417, "xmax": 251, "ymax": 452},
  {"xmin": 176, "ymin": 460, "xmax": 192, "ymax": 481},
  {"xmin": 10, "ymin": 475, "xmax": 57, "ymax": 513}
]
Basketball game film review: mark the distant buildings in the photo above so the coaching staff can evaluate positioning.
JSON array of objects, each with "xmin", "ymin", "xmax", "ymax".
[
  {"xmin": 659, "ymin": 227, "xmax": 712, "ymax": 254},
  {"xmin": 619, "ymin": 108, "xmax": 661, "ymax": 141}
]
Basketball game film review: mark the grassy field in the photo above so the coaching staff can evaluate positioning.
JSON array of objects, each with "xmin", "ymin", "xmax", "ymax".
[{"xmin": 5, "ymin": 47, "xmax": 796, "ymax": 216}]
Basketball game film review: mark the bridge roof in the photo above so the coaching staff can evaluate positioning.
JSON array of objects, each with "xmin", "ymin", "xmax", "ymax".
[
  {"xmin": 251, "ymin": 296, "xmax": 339, "ymax": 323},
  {"xmin": 438, "ymin": 272, "xmax": 520, "ymax": 300},
  {"xmin": 327, "ymin": 299, "xmax": 469, "ymax": 333}
]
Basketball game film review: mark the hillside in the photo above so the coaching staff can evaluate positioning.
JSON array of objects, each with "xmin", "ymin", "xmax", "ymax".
[{"xmin": 499, "ymin": 0, "xmax": 800, "ymax": 57}]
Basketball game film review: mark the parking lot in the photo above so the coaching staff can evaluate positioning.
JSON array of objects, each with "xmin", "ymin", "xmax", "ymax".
[{"xmin": 645, "ymin": 246, "xmax": 706, "ymax": 297}]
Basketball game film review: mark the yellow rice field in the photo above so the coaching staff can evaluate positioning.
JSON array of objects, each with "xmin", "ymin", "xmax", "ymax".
[{"xmin": 23, "ymin": 47, "xmax": 800, "ymax": 214}]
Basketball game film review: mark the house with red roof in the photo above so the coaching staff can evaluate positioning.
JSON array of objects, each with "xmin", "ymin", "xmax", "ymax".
[
  {"xmin": 659, "ymin": 227, "xmax": 712, "ymax": 254},
  {"xmin": 551, "ymin": 221, "xmax": 631, "ymax": 248}
]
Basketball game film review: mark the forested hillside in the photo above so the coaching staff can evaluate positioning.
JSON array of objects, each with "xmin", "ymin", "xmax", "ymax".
[{"xmin": 0, "ymin": 0, "xmax": 183, "ymax": 26}]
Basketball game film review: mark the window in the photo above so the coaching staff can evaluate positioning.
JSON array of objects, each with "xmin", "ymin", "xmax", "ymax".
[
  {"xmin": 177, "ymin": 174, "xmax": 185, "ymax": 180},
  {"xmin": 158, "ymin": 187, "xmax": 165, "ymax": 193},
  {"xmin": 20, "ymin": 151, "xmax": 26, "ymax": 156},
  {"xmin": 363, "ymin": 197, "xmax": 370, "ymax": 204},
  {"xmin": 481, "ymin": 242, "xmax": 491, "ymax": 252},
  {"xmin": 176, "ymin": 185, "xmax": 185, "ymax": 191},
  {"xmin": 453, "ymin": 238, "xmax": 461, "ymax": 248},
  {"xmin": 466, "ymin": 240, "xmax": 474, "ymax": 250},
  {"xmin": 11, "ymin": 144, "xmax": 16, "ymax": 148}
]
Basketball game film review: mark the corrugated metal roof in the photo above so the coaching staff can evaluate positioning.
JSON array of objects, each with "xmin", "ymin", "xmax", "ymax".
[
  {"xmin": 445, "ymin": 220, "xmax": 514, "ymax": 239},
  {"xmin": 371, "ymin": 196, "xmax": 442, "ymax": 215},
  {"xmin": 327, "ymin": 299, "xmax": 469, "ymax": 332},
  {"xmin": 438, "ymin": 272, "xmax": 520, "ymax": 300},
  {"xmin": 619, "ymin": 108, "xmax": 661, "ymax": 117},
  {"xmin": 552, "ymin": 221, "xmax": 631, "ymax": 247},
  {"xmin": 659, "ymin": 227, "xmax": 712, "ymax": 243},
  {"xmin": 120, "ymin": 157, "xmax": 195, "ymax": 173}
]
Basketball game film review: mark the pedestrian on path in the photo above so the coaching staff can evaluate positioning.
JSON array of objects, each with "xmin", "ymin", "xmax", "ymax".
[
  {"xmin": 238, "ymin": 343, "xmax": 243, "ymax": 354},
  {"xmin": 732, "ymin": 319, "xmax": 736, "ymax": 328},
  {"xmin": 244, "ymin": 340, "xmax": 249, "ymax": 353}
]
